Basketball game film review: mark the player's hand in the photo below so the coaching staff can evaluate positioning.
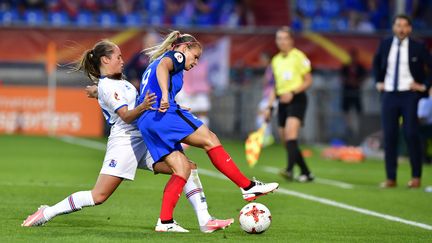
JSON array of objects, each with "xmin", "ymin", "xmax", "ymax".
[
  {"xmin": 85, "ymin": 85, "xmax": 98, "ymax": 98},
  {"xmin": 375, "ymin": 82, "xmax": 385, "ymax": 92},
  {"xmin": 279, "ymin": 92, "xmax": 294, "ymax": 104},
  {"xmin": 142, "ymin": 90, "xmax": 157, "ymax": 111},
  {"xmin": 263, "ymin": 107, "xmax": 272, "ymax": 122},
  {"xmin": 158, "ymin": 95, "xmax": 169, "ymax": 113},
  {"xmin": 410, "ymin": 82, "xmax": 427, "ymax": 92}
]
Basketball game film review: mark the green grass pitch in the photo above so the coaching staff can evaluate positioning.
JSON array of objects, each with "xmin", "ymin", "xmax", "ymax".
[{"xmin": 0, "ymin": 135, "xmax": 431, "ymax": 242}]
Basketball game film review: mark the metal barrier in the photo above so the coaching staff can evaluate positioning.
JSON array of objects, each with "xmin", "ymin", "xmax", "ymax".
[{"xmin": 209, "ymin": 70, "xmax": 382, "ymax": 145}]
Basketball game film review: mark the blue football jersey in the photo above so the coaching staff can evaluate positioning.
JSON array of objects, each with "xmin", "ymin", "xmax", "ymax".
[{"xmin": 137, "ymin": 51, "xmax": 185, "ymax": 109}]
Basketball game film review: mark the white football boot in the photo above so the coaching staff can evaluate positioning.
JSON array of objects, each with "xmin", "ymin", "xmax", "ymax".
[
  {"xmin": 241, "ymin": 178, "xmax": 279, "ymax": 201},
  {"xmin": 155, "ymin": 218, "xmax": 189, "ymax": 232}
]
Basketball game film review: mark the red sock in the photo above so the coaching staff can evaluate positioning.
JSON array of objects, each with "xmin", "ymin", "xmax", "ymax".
[
  {"xmin": 207, "ymin": 145, "xmax": 251, "ymax": 188},
  {"xmin": 160, "ymin": 174, "xmax": 187, "ymax": 221}
]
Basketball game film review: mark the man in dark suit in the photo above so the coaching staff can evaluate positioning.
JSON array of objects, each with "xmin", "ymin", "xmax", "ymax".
[{"xmin": 373, "ymin": 14, "xmax": 432, "ymax": 188}]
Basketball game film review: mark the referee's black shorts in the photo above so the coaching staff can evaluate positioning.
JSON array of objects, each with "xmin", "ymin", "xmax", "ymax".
[{"xmin": 277, "ymin": 92, "xmax": 307, "ymax": 127}]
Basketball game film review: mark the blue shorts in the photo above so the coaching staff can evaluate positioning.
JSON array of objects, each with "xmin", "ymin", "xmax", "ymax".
[{"xmin": 137, "ymin": 108, "xmax": 203, "ymax": 162}]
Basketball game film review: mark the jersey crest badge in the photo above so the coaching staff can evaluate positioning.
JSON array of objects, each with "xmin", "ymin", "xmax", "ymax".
[
  {"xmin": 174, "ymin": 52, "xmax": 184, "ymax": 63},
  {"xmin": 109, "ymin": 159, "xmax": 117, "ymax": 168},
  {"xmin": 114, "ymin": 92, "xmax": 120, "ymax": 100}
]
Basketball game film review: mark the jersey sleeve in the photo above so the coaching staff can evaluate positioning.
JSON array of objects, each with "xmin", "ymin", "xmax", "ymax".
[
  {"xmin": 165, "ymin": 51, "xmax": 186, "ymax": 74},
  {"xmin": 101, "ymin": 83, "xmax": 128, "ymax": 113},
  {"xmin": 297, "ymin": 51, "xmax": 312, "ymax": 75},
  {"xmin": 418, "ymin": 99, "xmax": 432, "ymax": 119}
]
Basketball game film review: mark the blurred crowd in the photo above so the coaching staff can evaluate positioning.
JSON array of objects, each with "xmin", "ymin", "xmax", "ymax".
[
  {"xmin": 291, "ymin": 0, "xmax": 432, "ymax": 32},
  {"xmin": 0, "ymin": 0, "xmax": 255, "ymax": 28},
  {"xmin": 2, "ymin": 0, "xmax": 431, "ymax": 33}
]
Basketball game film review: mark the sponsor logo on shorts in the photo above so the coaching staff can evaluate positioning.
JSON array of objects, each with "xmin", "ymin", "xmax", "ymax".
[{"xmin": 109, "ymin": 159, "xmax": 117, "ymax": 168}]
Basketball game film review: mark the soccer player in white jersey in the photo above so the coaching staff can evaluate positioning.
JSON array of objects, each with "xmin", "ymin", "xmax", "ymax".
[{"xmin": 22, "ymin": 40, "xmax": 233, "ymax": 233}]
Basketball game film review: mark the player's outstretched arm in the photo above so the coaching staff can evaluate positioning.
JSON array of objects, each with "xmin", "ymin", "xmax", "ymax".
[{"xmin": 116, "ymin": 90, "xmax": 157, "ymax": 124}]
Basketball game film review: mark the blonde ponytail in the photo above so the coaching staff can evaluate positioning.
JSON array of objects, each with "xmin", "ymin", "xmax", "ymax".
[{"xmin": 144, "ymin": 31, "xmax": 181, "ymax": 62}]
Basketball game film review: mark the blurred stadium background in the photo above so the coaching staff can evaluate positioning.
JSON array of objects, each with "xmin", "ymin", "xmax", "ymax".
[{"xmin": 2, "ymin": 0, "xmax": 431, "ymax": 145}]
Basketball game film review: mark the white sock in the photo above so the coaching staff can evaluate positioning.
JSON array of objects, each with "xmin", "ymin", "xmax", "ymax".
[
  {"xmin": 184, "ymin": 169, "xmax": 212, "ymax": 226},
  {"xmin": 43, "ymin": 191, "xmax": 95, "ymax": 220}
]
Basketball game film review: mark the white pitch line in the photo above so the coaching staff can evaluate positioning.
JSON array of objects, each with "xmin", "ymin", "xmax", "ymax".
[
  {"xmin": 57, "ymin": 136, "xmax": 432, "ymax": 231},
  {"xmin": 198, "ymin": 168, "xmax": 229, "ymax": 180},
  {"xmin": 200, "ymin": 168, "xmax": 432, "ymax": 231},
  {"xmin": 275, "ymin": 188, "xmax": 432, "ymax": 231},
  {"xmin": 262, "ymin": 166, "xmax": 354, "ymax": 189},
  {"xmin": 0, "ymin": 181, "xmax": 93, "ymax": 188},
  {"xmin": 58, "ymin": 135, "xmax": 106, "ymax": 150}
]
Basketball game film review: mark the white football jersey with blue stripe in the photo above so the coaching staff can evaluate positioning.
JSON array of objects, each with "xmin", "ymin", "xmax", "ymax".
[{"xmin": 97, "ymin": 77, "xmax": 141, "ymax": 137}]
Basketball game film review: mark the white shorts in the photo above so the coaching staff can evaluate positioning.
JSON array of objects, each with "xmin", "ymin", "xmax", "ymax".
[
  {"xmin": 100, "ymin": 136, "xmax": 155, "ymax": 180},
  {"xmin": 176, "ymin": 90, "xmax": 210, "ymax": 112}
]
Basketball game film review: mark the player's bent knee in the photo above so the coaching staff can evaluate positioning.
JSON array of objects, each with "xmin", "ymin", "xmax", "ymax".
[
  {"xmin": 179, "ymin": 167, "xmax": 191, "ymax": 180},
  {"xmin": 202, "ymin": 131, "xmax": 221, "ymax": 150},
  {"xmin": 171, "ymin": 163, "xmax": 191, "ymax": 179}
]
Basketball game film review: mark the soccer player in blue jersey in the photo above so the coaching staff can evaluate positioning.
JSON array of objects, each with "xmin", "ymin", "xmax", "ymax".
[
  {"xmin": 22, "ymin": 40, "xmax": 234, "ymax": 233},
  {"xmin": 136, "ymin": 31, "xmax": 279, "ymax": 230}
]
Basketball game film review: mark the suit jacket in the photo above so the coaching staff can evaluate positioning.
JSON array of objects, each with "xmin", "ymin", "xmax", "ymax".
[{"xmin": 373, "ymin": 37, "xmax": 432, "ymax": 89}]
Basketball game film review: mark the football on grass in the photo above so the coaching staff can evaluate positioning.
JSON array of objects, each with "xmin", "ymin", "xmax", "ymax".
[{"xmin": 239, "ymin": 202, "xmax": 272, "ymax": 234}]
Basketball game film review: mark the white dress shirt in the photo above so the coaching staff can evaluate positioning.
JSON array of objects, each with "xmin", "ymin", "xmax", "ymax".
[{"xmin": 384, "ymin": 37, "xmax": 414, "ymax": 92}]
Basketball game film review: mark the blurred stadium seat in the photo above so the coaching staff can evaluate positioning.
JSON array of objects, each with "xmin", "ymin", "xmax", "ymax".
[
  {"xmin": 334, "ymin": 18, "xmax": 349, "ymax": 31},
  {"xmin": 321, "ymin": 0, "xmax": 341, "ymax": 17},
  {"xmin": 23, "ymin": 10, "xmax": 45, "ymax": 26},
  {"xmin": 311, "ymin": 15, "xmax": 332, "ymax": 32},
  {"xmin": 297, "ymin": 0, "xmax": 318, "ymax": 17},
  {"xmin": 0, "ymin": 9, "xmax": 19, "ymax": 26},
  {"xmin": 290, "ymin": 16, "xmax": 303, "ymax": 32},
  {"xmin": 98, "ymin": 11, "xmax": 118, "ymax": 28},
  {"xmin": 48, "ymin": 11, "xmax": 69, "ymax": 27},
  {"xmin": 143, "ymin": 0, "xmax": 164, "ymax": 25},
  {"xmin": 122, "ymin": 12, "xmax": 142, "ymax": 27},
  {"xmin": 75, "ymin": 11, "xmax": 94, "ymax": 27},
  {"xmin": 147, "ymin": 14, "xmax": 163, "ymax": 25}
]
